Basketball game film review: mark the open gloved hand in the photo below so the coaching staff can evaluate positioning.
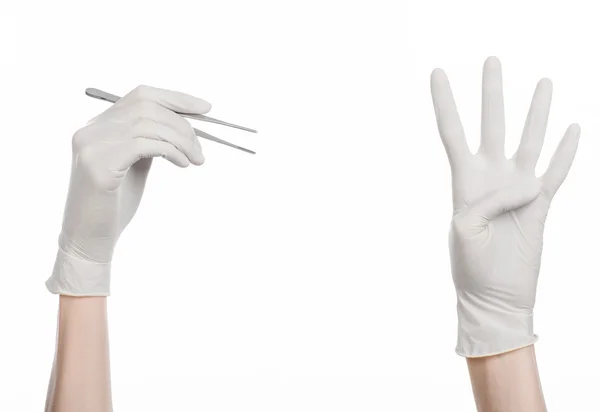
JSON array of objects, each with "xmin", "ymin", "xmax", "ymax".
[
  {"xmin": 46, "ymin": 85, "xmax": 211, "ymax": 296},
  {"xmin": 431, "ymin": 57, "xmax": 581, "ymax": 357}
]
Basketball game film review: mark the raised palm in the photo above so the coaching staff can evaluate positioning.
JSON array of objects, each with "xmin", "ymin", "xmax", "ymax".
[{"xmin": 430, "ymin": 57, "xmax": 580, "ymax": 356}]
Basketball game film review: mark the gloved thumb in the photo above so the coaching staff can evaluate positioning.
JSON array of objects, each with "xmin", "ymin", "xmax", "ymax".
[{"xmin": 466, "ymin": 179, "xmax": 542, "ymax": 221}]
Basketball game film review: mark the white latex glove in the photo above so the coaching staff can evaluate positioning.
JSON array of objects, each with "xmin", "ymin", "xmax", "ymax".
[
  {"xmin": 46, "ymin": 85, "xmax": 211, "ymax": 296},
  {"xmin": 431, "ymin": 57, "xmax": 580, "ymax": 358}
]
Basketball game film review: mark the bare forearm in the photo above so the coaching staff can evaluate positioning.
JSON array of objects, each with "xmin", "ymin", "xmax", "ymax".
[
  {"xmin": 467, "ymin": 345, "xmax": 546, "ymax": 412},
  {"xmin": 45, "ymin": 296, "xmax": 113, "ymax": 412}
]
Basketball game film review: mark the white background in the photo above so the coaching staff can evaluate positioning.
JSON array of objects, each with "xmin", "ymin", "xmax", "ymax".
[{"xmin": 1, "ymin": 1, "xmax": 598, "ymax": 410}]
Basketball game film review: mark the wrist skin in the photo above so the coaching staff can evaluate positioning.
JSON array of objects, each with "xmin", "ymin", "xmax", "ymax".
[
  {"xmin": 467, "ymin": 345, "xmax": 546, "ymax": 412},
  {"xmin": 45, "ymin": 296, "xmax": 113, "ymax": 412}
]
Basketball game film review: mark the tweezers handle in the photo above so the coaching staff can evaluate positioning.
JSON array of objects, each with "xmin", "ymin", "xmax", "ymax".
[{"xmin": 85, "ymin": 88, "xmax": 120, "ymax": 104}]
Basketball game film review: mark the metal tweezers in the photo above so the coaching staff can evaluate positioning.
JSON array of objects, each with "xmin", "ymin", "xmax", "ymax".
[{"xmin": 85, "ymin": 88, "xmax": 257, "ymax": 154}]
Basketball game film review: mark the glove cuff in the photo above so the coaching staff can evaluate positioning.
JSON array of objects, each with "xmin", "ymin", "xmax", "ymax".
[
  {"xmin": 455, "ymin": 292, "xmax": 537, "ymax": 358},
  {"xmin": 46, "ymin": 248, "xmax": 111, "ymax": 296}
]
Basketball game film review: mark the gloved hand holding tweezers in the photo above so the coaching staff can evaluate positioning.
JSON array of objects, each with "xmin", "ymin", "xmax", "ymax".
[{"xmin": 46, "ymin": 85, "xmax": 256, "ymax": 296}]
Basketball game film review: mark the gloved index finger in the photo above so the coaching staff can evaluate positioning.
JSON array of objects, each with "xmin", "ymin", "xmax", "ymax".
[{"xmin": 122, "ymin": 85, "xmax": 212, "ymax": 115}]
